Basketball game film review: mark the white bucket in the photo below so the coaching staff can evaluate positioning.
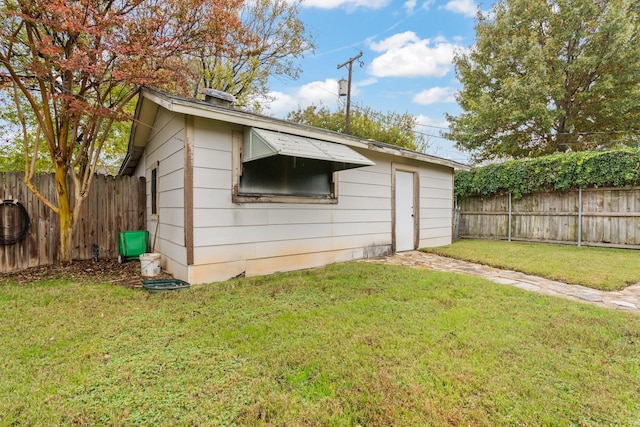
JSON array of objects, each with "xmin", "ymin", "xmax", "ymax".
[{"xmin": 140, "ymin": 253, "xmax": 161, "ymax": 277}]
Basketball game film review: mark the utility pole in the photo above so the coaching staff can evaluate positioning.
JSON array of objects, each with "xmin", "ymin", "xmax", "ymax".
[{"xmin": 337, "ymin": 51, "xmax": 363, "ymax": 135}]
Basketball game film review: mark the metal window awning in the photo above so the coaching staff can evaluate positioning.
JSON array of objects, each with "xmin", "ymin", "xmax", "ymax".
[{"xmin": 244, "ymin": 128, "xmax": 375, "ymax": 170}]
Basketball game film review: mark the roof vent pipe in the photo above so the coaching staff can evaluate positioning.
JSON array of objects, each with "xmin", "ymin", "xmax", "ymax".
[{"xmin": 200, "ymin": 88, "xmax": 237, "ymax": 108}]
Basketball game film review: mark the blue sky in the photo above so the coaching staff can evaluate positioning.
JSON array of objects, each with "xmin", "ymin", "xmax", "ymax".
[{"xmin": 264, "ymin": 0, "xmax": 490, "ymax": 164}]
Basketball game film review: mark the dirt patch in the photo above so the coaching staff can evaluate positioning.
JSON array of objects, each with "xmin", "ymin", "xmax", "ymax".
[{"xmin": 1, "ymin": 259, "xmax": 174, "ymax": 288}]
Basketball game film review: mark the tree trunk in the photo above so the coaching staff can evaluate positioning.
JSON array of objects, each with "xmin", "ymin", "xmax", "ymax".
[{"xmin": 54, "ymin": 164, "xmax": 74, "ymax": 262}]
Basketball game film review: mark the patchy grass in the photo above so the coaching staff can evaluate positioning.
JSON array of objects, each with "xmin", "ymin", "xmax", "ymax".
[
  {"xmin": 423, "ymin": 239, "xmax": 640, "ymax": 291},
  {"xmin": 2, "ymin": 262, "xmax": 640, "ymax": 426}
]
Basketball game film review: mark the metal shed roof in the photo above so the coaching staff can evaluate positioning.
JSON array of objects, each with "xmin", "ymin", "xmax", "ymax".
[{"xmin": 244, "ymin": 128, "xmax": 375, "ymax": 169}]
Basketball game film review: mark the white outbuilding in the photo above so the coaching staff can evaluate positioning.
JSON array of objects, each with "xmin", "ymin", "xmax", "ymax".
[{"xmin": 119, "ymin": 88, "xmax": 466, "ymax": 284}]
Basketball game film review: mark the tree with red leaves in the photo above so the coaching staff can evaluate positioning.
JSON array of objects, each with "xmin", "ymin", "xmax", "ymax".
[{"xmin": 0, "ymin": 0, "xmax": 242, "ymax": 262}]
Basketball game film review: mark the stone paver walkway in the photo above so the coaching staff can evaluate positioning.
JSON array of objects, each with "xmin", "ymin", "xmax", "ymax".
[{"xmin": 366, "ymin": 251, "xmax": 640, "ymax": 314}]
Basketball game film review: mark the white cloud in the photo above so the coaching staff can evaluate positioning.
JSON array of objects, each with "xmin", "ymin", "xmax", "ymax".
[
  {"xmin": 369, "ymin": 31, "xmax": 419, "ymax": 52},
  {"xmin": 413, "ymin": 86, "xmax": 456, "ymax": 105},
  {"xmin": 263, "ymin": 79, "xmax": 343, "ymax": 117},
  {"xmin": 367, "ymin": 31, "xmax": 462, "ymax": 78},
  {"xmin": 298, "ymin": 79, "xmax": 345, "ymax": 102},
  {"xmin": 357, "ymin": 78, "xmax": 379, "ymax": 87},
  {"xmin": 262, "ymin": 91, "xmax": 298, "ymax": 117},
  {"xmin": 443, "ymin": 0, "xmax": 478, "ymax": 18},
  {"xmin": 299, "ymin": 0, "xmax": 390, "ymax": 10},
  {"xmin": 404, "ymin": 0, "xmax": 417, "ymax": 13},
  {"xmin": 421, "ymin": 0, "xmax": 436, "ymax": 11},
  {"xmin": 404, "ymin": 0, "xmax": 435, "ymax": 13}
]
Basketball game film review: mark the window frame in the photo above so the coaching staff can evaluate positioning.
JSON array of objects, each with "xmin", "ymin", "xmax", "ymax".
[{"xmin": 232, "ymin": 130, "xmax": 339, "ymax": 204}]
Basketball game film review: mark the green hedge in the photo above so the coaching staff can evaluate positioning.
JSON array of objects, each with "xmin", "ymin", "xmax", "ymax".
[{"xmin": 455, "ymin": 148, "xmax": 640, "ymax": 199}]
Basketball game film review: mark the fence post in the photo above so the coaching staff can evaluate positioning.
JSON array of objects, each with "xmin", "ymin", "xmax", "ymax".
[
  {"xmin": 577, "ymin": 187, "xmax": 582, "ymax": 247},
  {"xmin": 453, "ymin": 197, "xmax": 460, "ymax": 240},
  {"xmin": 508, "ymin": 192, "xmax": 512, "ymax": 242}
]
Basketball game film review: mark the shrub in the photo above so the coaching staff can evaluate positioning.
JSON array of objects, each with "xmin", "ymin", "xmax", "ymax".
[{"xmin": 455, "ymin": 148, "xmax": 640, "ymax": 198}]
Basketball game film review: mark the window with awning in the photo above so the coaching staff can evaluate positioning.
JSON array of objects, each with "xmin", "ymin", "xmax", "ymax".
[{"xmin": 238, "ymin": 128, "xmax": 375, "ymax": 200}]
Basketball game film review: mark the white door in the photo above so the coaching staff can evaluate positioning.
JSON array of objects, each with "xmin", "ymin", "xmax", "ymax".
[{"xmin": 395, "ymin": 171, "xmax": 415, "ymax": 251}]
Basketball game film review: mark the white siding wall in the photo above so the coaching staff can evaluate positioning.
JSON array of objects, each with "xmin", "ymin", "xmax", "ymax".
[
  {"xmin": 189, "ymin": 118, "xmax": 397, "ymax": 283},
  {"xmin": 419, "ymin": 164, "xmax": 454, "ymax": 247},
  {"xmin": 139, "ymin": 107, "xmax": 188, "ymax": 279}
]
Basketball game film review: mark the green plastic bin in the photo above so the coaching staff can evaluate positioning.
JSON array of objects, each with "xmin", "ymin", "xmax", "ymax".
[{"xmin": 118, "ymin": 230, "xmax": 149, "ymax": 263}]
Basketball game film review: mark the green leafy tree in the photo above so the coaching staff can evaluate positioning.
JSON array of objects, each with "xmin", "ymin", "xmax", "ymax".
[
  {"xmin": 0, "ymin": 91, "xmax": 133, "ymax": 174},
  {"xmin": 0, "ymin": 90, "xmax": 50, "ymax": 171},
  {"xmin": 447, "ymin": 0, "xmax": 640, "ymax": 162},
  {"xmin": 0, "ymin": 0, "xmax": 242, "ymax": 261},
  {"xmin": 194, "ymin": 0, "xmax": 315, "ymax": 112},
  {"xmin": 287, "ymin": 104, "xmax": 428, "ymax": 151},
  {"xmin": 2, "ymin": 0, "xmax": 313, "ymax": 178}
]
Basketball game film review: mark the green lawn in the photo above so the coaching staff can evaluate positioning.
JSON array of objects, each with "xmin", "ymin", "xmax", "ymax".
[
  {"xmin": 423, "ymin": 239, "xmax": 640, "ymax": 291},
  {"xmin": 1, "ymin": 262, "xmax": 639, "ymax": 426}
]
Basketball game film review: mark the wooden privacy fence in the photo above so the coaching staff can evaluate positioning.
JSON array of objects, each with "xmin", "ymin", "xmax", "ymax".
[
  {"xmin": 1, "ymin": 172, "xmax": 145, "ymax": 273},
  {"xmin": 457, "ymin": 186, "xmax": 640, "ymax": 249}
]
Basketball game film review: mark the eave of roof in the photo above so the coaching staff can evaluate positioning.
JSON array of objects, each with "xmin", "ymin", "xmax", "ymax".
[{"xmin": 119, "ymin": 87, "xmax": 470, "ymax": 175}]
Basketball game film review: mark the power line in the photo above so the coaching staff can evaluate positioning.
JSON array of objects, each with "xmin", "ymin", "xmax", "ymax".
[
  {"xmin": 413, "ymin": 130, "xmax": 451, "ymax": 141},
  {"xmin": 415, "ymin": 123, "xmax": 450, "ymax": 130}
]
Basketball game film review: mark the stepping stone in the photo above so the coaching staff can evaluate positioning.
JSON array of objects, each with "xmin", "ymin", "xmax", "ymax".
[
  {"xmin": 492, "ymin": 277, "xmax": 521, "ymax": 285},
  {"xmin": 513, "ymin": 282, "xmax": 541, "ymax": 292},
  {"xmin": 568, "ymin": 292, "xmax": 602, "ymax": 302},
  {"xmin": 611, "ymin": 300, "xmax": 637, "ymax": 309}
]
